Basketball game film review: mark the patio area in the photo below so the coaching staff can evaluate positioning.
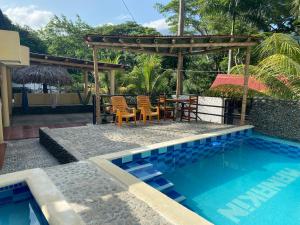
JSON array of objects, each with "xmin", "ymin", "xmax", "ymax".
[
  {"xmin": 40, "ymin": 121, "xmax": 233, "ymax": 160},
  {"xmin": 0, "ymin": 121, "xmax": 233, "ymax": 225}
]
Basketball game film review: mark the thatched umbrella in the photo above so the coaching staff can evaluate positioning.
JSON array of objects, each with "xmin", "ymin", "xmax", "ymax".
[
  {"xmin": 13, "ymin": 65, "xmax": 73, "ymax": 86},
  {"xmin": 13, "ymin": 65, "xmax": 73, "ymax": 110}
]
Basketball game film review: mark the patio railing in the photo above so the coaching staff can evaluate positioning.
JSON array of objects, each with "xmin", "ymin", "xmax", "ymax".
[{"xmin": 92, "ymin": 95, "xmax": 252, "ymax": 125}]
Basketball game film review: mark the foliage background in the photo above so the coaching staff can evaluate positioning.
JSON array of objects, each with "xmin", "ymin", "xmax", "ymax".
[{"xmin": 1, "ymin": 0, "xmax": 299, "ymax": 99}]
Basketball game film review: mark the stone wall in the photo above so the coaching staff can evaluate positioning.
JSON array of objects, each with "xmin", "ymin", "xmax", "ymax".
[{"xmin": 249, "ymin": 98, "xmax": 300, "ymax": 142}]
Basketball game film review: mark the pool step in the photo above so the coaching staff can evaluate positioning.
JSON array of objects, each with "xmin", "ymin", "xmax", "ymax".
[
  {"xmin": 120, "ymin": 160, "xmax": 153, "ymax": 172},
  {"xmin": 164, "ymin": 189, "xmax": 186, "ymax": 203},
  {"xmin": 147, "ymin": 177, "xmax": 174, "ymax": 191},
  {"xmin": 129, "ymin": 167, "xmax": 162, "ymax": 181}
]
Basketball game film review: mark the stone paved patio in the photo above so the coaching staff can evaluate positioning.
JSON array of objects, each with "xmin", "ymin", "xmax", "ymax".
[
  {"xmin": 44, "ymin": 121, "xmax": 233, "ymax": 159},
  {"xmin": 1, "ymin": 121, "xmax": 234, "ymax": 225},
  {"xmin": 45, "ymin": 161, "xmax": 172, "ymax": 225},
  {"xmin": 0, "ymin": 139, "xmax": 59, "ymax": 175}
]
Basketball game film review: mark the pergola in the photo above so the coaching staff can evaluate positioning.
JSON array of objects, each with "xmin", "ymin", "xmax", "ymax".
[
  {"xmin": 30, "ymin": 52, "xmax": 125, "ymax": 96},
  {"xmin": 85, "ymin": 34, "xmax": 258, "ymax": 125}
]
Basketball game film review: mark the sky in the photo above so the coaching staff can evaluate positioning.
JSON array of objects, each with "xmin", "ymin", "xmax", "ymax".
[{"xmin": 0, "ymin": 0, "xmax": 171, "ymax": 33}]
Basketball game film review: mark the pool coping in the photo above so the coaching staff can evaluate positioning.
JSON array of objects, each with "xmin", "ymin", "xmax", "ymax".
[
  {"xmin": 89, "ymin": 125, "xmax": 254, "ymax": 225},
  {"xmin": 0, "ymin": 168, "xmax": 85, "ymax": 225}
]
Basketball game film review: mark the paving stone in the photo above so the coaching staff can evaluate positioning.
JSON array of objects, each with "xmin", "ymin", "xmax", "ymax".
[
  {"xmin": 46, "ymin": 121, "xmax": 232, "ymax": 159},
  {"xmin": 0, "ymin": 139, "xmax": 59, "ymax": 175},
  {"xmin": 45, "ymin": 161, "xmax": 172, "ymax": 225}
]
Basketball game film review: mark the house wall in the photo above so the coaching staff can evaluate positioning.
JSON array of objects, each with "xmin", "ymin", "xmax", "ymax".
[
  {"xmin": 172, "ymin": 95, "xmax": 225, "ymax": 124},
  {"xmin": 14, "ymin": 93, "xmax": 91, "ymax": 107},
  {"xmin": 249, "ymin": 98, "xmax": 300, "ymax": 142}
]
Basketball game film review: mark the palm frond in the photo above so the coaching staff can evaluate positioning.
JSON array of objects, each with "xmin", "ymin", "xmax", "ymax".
[
  {"xmin": 256, "ymin": 33, "xmax": 300, "ymax": 61},
  {"xmin": 256, "ymin": 54, "xmax": 300, "ymax": 80},
  {"xmin": 230, "ymin": 64, "xmax": 258, "ymax": 75}
]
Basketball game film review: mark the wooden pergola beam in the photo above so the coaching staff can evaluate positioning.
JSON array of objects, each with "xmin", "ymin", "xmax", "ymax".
[
  {"xmin": 184, "ymin": 46, "xmax": 242, "ymax": 55},
  {"xmin": 86, "ymin": 41, "xmax": 257, "ymax": 49},
  {"xmin": 87, "ymin": 45, "xmax": 178, "ymax": 57},
  {"xmin": 30, "ymin": 58, "xmax": 124, "ymax": 71}
]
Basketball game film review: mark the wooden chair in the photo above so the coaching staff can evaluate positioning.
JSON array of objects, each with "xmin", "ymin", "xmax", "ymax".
[
  {"xmin": 158, "ymin": 94, "xmax": 175, "ymax": 120},
  {"xmin": 137, "ymin": 95, "xmax": 160, "ymax": 124},
  {"xmin": 180, "ymin": 95, "xmax": 199, "ymax": 122},
  {"xmin": 111, "ymin": 96, "xmax": 137, "ymax": 127}
]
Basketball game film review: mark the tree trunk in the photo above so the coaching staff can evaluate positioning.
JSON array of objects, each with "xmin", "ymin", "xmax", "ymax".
[
  {"xmin": 240, "ymin": 47, "xmax": 251, "ymax": 125},
  {"xmin": 227, "ymin": 16, "xmax": 236, "ymax": 74}
]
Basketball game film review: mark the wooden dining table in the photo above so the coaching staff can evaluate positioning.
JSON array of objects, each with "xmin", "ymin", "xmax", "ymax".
[{"xmin": 165, "ymin": 98, "xmax": 190, "ymax": 119}]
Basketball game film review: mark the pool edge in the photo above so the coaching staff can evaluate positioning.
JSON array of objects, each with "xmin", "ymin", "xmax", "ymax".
[
  {"xmin": 0, "ymin": 168, "xmax": 85, "ymax": 225},
  {"xmin": 89, "ymin": 125, "xmax": 253, "ymax": 225}
]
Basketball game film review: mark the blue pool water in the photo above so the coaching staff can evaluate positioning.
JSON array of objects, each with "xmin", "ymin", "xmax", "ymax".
[
  {"xmin": 112, "ymin": 129, "xmax": 300, "ymax": 225},
  {"xmin": 0, "ymin": 182, "xmax": 48, "ymax": 225},
  {"xmin": 164, "ymin": 138, "xmax": 300, "ymax": 225}
]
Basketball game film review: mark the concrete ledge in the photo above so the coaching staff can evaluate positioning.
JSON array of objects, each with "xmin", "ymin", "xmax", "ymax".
[
  {"xmin": 0, "ymin": 168, "xmax": 85, "ymax": 225},
  {"xmin": 89, "ymin": 125, "xmax": 254, "ymax": 225},
  {"xmin": 90, "ymin": 158, "xmax": 213, "ymax": 225},
  {"xmin": 39, "ymin": 128, "xmax": 84, "ymax": 163}
]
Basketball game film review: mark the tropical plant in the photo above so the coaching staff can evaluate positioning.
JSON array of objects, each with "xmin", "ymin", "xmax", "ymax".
[
  {"xmin": 292, "ymin": 0, "xmax": 300, "ymax": 21},
  {"xmin": 231, "ymin": 33, "xmax": 300, "ymax": 99},
  {"xmin": 156, "ymin": 0, "xmax": 294, "ymax": 35},
  {"xmin": 122, "ymin": 55, "xmax": 174, "ymax": 97}
]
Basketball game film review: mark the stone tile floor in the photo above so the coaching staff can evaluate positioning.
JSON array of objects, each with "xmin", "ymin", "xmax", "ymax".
[
  {"xmin": 0, "ymin": 139, "xmax": 59, "ymax": 175},
  {"xmin": 47, "ymin": 121, "xmax": 233, "ymax": 159},
  {"xmin": 46, "ymin": 161, "xmax": 172, "ymax": 225}
]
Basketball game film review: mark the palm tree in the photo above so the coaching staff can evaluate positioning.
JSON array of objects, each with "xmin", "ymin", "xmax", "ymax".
[
  {"xmin": 201, "ymin": 0, "xmax": 277, "ymax": 73},
  {"xmin": 124, "ymin": 55, "xmax": 173, "ymax": 97},
  {"xmin": 292, "ymin": 0, "xmax": 300, "ymax": 32},
  {"xmin": 292, "ymin": 0, "xmax": 300, "ymax": 21},
  {"xmin": 98, "ymin": 54, "xmax": 122, "ymax": 94},
  {"xmin": 231, "ymin": 33, "xmax": 300, "ymax": 99}
]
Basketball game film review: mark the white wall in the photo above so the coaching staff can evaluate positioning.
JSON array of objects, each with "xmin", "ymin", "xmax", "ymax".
[
  {"xmin": 172, "ymin": 95, "xmax": 225, "ymax": 124},
  {"xmin": 198, "ymin": 97, "xmax": 224, "ymax": 124}
]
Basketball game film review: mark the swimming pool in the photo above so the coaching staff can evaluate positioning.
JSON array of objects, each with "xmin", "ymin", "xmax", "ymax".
[
  {"xmin": 0, "ymin": 182, "xmax": 48, "ymax": 225},
  {"xmin": 111, "ymin": 128, "xmax": 300, "ymax": 225}
]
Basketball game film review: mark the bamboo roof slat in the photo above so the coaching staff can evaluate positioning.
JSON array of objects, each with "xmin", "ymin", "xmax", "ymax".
[{"xmin": 85, "ymin": 34, "xmax": 259, "ymax": 57}]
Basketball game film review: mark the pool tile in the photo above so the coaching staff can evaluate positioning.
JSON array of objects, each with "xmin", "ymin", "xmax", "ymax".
[
  {"xmin": 159, "ymin": 147, "xmax": 167, "ymax": 154},
  {"xmin": 141, "ymin": 151, "xmax": 151, "ymax": 158},
  {"xmin": 122, "ymin": 155, "xmax": 133, "ymax": 163}
]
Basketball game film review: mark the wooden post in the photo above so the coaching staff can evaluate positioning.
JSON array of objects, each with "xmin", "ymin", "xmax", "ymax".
[
  {"xmin": 178, "ymin": 0, "xmax": 185, "ymax": 35},
  {"xmin": 1, "ymin": 65, "xmax": 10, "ymax": 127},
  {"xmin": 83, "ymin": 70, "xmax": 89, "ymax": 97},
  {"xmin": 240, "ymin": 47, "xmax": 251, "ymax": 125},
  {"xmin": 176, "ymin": 0, "xmax": 185, "ymax": 98},
  {"xmin": 6, "ymin": 67, "xmax": 12, "ymax": 115},
  {"xmin": 92, "ymin": 47, "xmax": 101, "ymax": 124},
  {"xmin": 109, "ymin": 70, "xmax": 116, "ymax": 95},
  {"xmin": 176, "ymin": 52, "xmax": 184, "ymax": 97}
]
